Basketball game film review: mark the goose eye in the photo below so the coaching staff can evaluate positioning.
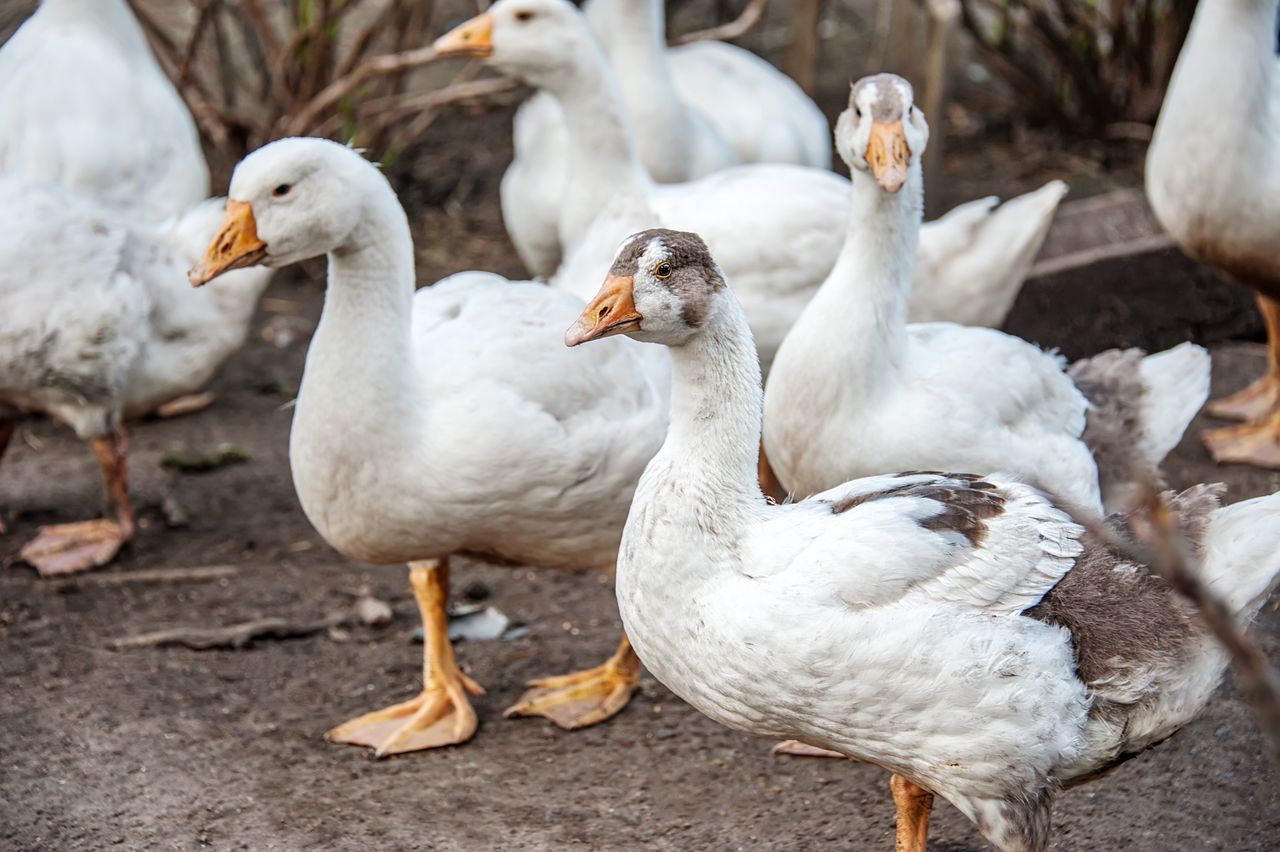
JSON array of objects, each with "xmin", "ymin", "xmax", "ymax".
[
  {"xmin": 514, "ymin": 10, "xmax": 534, "ymax": 21},
  {"xmin": 853, "ymin": 106, "xmax": 862, "ymax": 119},
  {"xmin": 273, "ymin": 184, "xmax": 292, "ymax": 198},
  {"xmin": 654, "ymin": 262, "xmax": 673, "ymax": 279}
]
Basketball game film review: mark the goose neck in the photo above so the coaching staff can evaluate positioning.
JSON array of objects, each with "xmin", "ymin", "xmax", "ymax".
[{"xmin": 653, "ymin": 295, "xmax": 767, "ymax": 517}]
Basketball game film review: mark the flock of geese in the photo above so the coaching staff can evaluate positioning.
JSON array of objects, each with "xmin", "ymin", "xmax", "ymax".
[{"xmin": 1, "ymin": 0, "xmax": 1279, "ymax": 850}]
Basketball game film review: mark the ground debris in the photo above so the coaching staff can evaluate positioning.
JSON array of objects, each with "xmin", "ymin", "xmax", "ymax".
[
  {"xmin": 108, "ymin": 594, "xmax": 395, "ymax": 651},
  {"xmin": 161, "ymin": 443, "xmax": 250, "ymax": 473},
  {"xmin": 68, "ymin": 565, "xmax": 237, "ymax": 586}
]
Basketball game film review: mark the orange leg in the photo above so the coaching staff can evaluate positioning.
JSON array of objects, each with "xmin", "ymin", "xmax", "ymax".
[
  {"xmin": 758, "ymin": 440, "xmax": 787, "ymax": 504},
  {"xmin": 891, "ymin": 774, "xmax": 935, "ymax": 852},
  {"xmin": 328, "ymin": 558, "xmax": 484, "ymax": 756},
  {"xmin": 504, "ymin": 631, "xmax": 641, "ymax": 730},
  {"xmin": 1202, "ymin": 295, "xmax": 1280, "ymax": 469},
  {"xmin": 20, "ymin": 428, "xmax": 134, "ymax": 576}
]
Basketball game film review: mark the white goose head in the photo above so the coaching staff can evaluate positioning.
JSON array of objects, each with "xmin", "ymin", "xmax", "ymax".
[
  {"xmin": 435, "ymin": 0, "xmax": 592, "ymax": 87},
  {"xmin": 566, "ymin": 228, "xmax": 727, "ymax": 348},
  {"xmin": 834, "ymin": 73, "xmax": 929, "ymax": 193},
  {"xmin": 188, "ymin": 138, "xmax": 383, "ymax": 285}
]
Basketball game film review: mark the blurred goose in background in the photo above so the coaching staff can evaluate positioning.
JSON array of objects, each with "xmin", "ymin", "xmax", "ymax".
[
  {"xmin": 0, "ymin": 0, "xmax": 209, "ymax": 222},
  {"xmin": 436, "ymin": 0, "xmax": 1067, "ymax": 371},
  {"xmin": 764, "ymin": 76, "xmax": 1209, "ymax": 514},
  {"xmin": 189, "ymin": 138, "xmax": 669, "ymax": 755},
  {"xmin": 0, "ymin": 177, "xmax": 273, "ymax": 576},
  {"xmin": 1146, "ymin": 0, "xmax": 1280, "ymax": 469},
  {"xmin": 502, "ymin": 0, "xmax": 828, "ymax": 277},
  {"xmin": 568, "ymin": 225, "xmax": 1280, "ymax": 852}
]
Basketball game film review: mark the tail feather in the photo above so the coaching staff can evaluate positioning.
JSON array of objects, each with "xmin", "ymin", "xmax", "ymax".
[
  {"xmin": 912, "ymin": 180, "xmax": 1068, "ymax": 327},
  {"xmin": 1069, "ymin": 343, "xmax": 1211, "ymax": 512},
  {"xmin": 1200, "ymin": 490, "xmax": 1280, "ymax": 620}
]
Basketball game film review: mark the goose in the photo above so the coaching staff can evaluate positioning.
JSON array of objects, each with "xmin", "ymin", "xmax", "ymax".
[
  {"xmin": 188, "ymin": 137, "xmax": 670, "ymax": 755},
  {"xmin": 500, "ymin": 0, "xmax": 828, "ymax": 278},
  {"xmin": 436, "ymin": 0, "xmax": 1067, "ymax": 371},
  {"xmin": 0, "ymin": 0, "xmax": 209, "ymax": 222},
  {"xmin": 0, "ymin": 176, "xmax": 273, "ymax": 576},
  {"xmin": 1146, "ymin": 0, "xmax": 1280, "ymax": 469},
  {"xmin": 567, "ymin": 225, "xmax": 1280, "ymax": 852},
  {"xmin": 764, "ymin": 75, "xmax": 1210, "ymax": 514}
]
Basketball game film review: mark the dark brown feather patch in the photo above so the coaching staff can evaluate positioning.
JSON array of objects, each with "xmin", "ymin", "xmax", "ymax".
[{"xmin": 830, "ymin": 473, "xmax": 1006, "ymax": 546}]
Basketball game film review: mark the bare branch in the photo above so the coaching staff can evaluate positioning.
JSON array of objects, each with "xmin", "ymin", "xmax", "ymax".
[
  {"xmin": 673, "ymin": 0, "xmax": 769, "ymax": 45},
  {"xmin": 282, "ymin": 44, "xmax": 441, "ymax": 137}
]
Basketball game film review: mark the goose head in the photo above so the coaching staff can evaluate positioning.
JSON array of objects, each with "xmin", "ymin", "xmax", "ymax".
[
  {"xmin": 566, "ymin": 228, "xmax": 725, "ymax": 348},
  {"xmin": 434, "ymin": 0, "xmax": 592, "ymax": 87},
  {"xmin": 189, "ymin": 138, "xmax": 380, "ymax": 285},
  {"xmin": 835, "ymin": 73, "xmax": 928, "ymax": 193}
]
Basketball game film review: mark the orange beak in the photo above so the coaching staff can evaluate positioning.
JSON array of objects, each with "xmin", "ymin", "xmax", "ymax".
[
  {"xmin": 865, "ymin": 119, "xmax": 910, "ymax": 193},
  {"xmin": 188, "ymin": 200, "xmax": 268, "ymax": 287},
  {"xmin": 434, "ymin": 12, "xmax": 495, "ymax": 58},
  {"xmin": 565, "ymin": 275, "xmax": 642, "ymax": 346}
]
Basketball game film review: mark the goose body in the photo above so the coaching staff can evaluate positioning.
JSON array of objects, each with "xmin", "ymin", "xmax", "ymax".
[
  {"xmin": 0, "ymin": 176, "xmax": 273, "ymax": 575},
  {"xmin": 1146, "ymin": 0, "xmax": 1280, "ymax": 469},
  {"xmin": 190, "ymin": 137, "xmax": 669, "ymax": 754},
  {"xmin": 0, "ymin": 0, "xmax": 209, "ymax": 221},
  {"xmin": 765, "ymin": 78, "xmax": 1208, "ymax": 511},
  {"xmin": 568, "ymin": 225, "xmax": 1280, "ymax": 852},
  {"xmin": 440, "ymin": 0, "xmax": 1066, "ymax": 371}
]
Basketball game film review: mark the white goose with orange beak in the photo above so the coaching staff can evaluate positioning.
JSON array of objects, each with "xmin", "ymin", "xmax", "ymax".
[
  {"xmin": 763, "ymin": 74, "xmax": 1211, "ymax": 515},
  {"xmin": 188, "ymin": 137, "xmax": 670, "ymax": 756},
  {"xmin": 568, "ymin": 225, "xmax": 1280, "ymax": 852},
  {"xmin": 435, "ymin": 0, "xmax": 1070, "ymax": 371}
]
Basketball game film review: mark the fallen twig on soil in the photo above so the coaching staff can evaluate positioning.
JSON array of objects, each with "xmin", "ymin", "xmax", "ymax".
[
  {"xmin": 109, "ymin": 595, "xmax": 398, "ymax": 651},
  {"xmin": 66, "ymin": 565, "xmax": 238, "ymax": 586}
]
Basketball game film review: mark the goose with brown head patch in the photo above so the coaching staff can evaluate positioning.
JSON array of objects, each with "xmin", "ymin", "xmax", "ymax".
[
  {"xmin": 189, "ymin": 137, "xmax": 672, "ymax": 755},
  {"xmin": 571, "ymin": 226, "xmax": 1280, "ymax": 852},
  {"xmin": 762, "ymin": 74, "xmax": 1211, "ymax": 515}
]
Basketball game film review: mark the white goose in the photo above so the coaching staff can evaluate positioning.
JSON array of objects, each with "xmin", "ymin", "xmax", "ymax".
[
  {"xmin": 437, "ymin": 0, "xmax": 1067, "ymax": 371},
  {"xmin": 500, "ymin": 0, "xmax": 828, "ymax": 277},
  {"xmin": 764, "ymin": 75, "xmax": 1210, "ymax": 513},
  {"xmin": 0, "ymin": 0, "xmax": 209, "ymax": 222},
  {"xmin": 1146, "ymin": 0, "xmax": 1280, "ymax": 469},
  {"xmin": 0, "ymin": 176, "xmax": 273, "ymax": 576},
  {"xmin": 189, "ymin": 137, "xmax": 670, "ymax": 755},
  {"xmin": 568, "ymin": 225, "xmax": 1280, "ymax": 852}
]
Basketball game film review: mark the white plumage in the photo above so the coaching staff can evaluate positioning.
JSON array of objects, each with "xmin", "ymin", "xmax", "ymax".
[{"xmin": 0, "ymin": 0, "xmax": 209, "ymax": 222}]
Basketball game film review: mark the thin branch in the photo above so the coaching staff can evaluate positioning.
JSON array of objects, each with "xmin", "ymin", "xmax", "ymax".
[
  {"xmin": 672, "ymin": 0, "xmax": 769, "ymax": 45},
  {"xmin": 281, "ymin": 43, "xmax": 441, "ymax": 137}
]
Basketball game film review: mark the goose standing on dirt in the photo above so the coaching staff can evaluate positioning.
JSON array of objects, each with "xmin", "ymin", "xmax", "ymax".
[
  {"xmin": 1146, "ymin": 0, "xmax": 1280, "ymax": 469},
  {"xmin": 568, "ymin": 225, "xmax": 1280, "ymax": 852},
  {"xmin": 0, "ymin": 177, "xmax": 273, "ymax": 576},
  {"xmin": 436, "ymin": 0, "xmax": 1067, "ymax": 370},
  {"xmin": 764, "ymin": 75, "xmax": 1209, "ymax": 512},
  {"xmin": 500, "ymin": 0, "xmax": 829, "ymax": 277},
  {"xmin": 189, "ymin": 137, "xmax": 669, "ymax": 755},
  {"xmin": 0, "ymin": 0, "xmax": 209, "ymax": 221}
]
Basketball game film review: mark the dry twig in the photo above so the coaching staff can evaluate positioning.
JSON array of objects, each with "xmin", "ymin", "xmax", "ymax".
[{"xmin": 673, "ymin": 0, "xmax": 770, "ymax": 45}]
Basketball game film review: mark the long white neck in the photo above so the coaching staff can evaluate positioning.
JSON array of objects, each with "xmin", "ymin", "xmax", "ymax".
[
  {"xmin": 536, "ymin": 40, "xmax": 652, "ymax": 244},
  {"xmin": 606, "ymin": 0, "xmax": 684, "ymax": 126},
  {"xmin": 643, "ymin": 294, "xmax": 767, "ymax": 525},
  {"xmin": 1157, "ymin": 0, "xmax": 1277, "ymax": 158},
  {"xmin": 298, "ymin": 184, "xmax": 420, "ymax": 429},
  {"xmin": 777, "ymin": 161, "xmax": 922, "ymax": 401}
]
